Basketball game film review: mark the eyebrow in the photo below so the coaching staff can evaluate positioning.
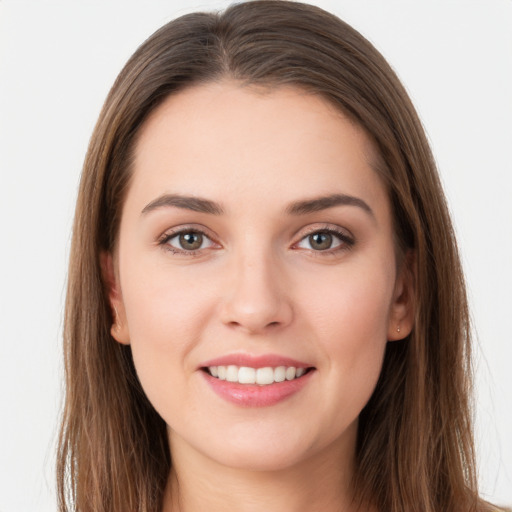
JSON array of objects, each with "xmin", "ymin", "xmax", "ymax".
[
  {"xmin": 285, "ymin": 193, "xmax": 374, "ymax": 218},
  {"xmin": 140, "ymin": 192, "xmax": 374, "ymax": 218},
  {"xmin": 141, "ymin": 194, "xmax": 224, "ymax": 216}
]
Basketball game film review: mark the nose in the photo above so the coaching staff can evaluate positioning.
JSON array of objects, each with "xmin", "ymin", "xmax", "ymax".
[{"xmin": 218, "ymin": 250, "xmax": 293, "ymax": 335}]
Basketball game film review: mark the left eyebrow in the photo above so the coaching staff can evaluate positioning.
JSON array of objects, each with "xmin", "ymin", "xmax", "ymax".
[
  {"xmin": 141, "ymin": 193, "xmax": 225, "ymax": 216},
  {"xmin": 285, "ymin": 193, "xmax": 374, "ymax": 218}
]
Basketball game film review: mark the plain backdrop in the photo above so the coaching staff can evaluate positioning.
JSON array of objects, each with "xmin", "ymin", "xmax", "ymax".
[{"xmin": 1, "ymin": 1, "xmax": 511, "ymax": 510}]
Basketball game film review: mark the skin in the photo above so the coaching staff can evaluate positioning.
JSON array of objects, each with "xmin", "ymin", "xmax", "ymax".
[{"xmin": 104, "ymin": 81, "xmax": 415, "ymax": 512}]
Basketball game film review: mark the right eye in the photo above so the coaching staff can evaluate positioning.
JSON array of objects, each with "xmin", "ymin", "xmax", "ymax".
[{"xmin": 160, "ymin": 229, "xmax": 217, "ymax": 254}]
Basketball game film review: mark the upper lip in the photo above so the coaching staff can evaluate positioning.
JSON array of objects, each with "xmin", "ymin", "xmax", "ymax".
[{"xmin": 200, "ymin": 353, "xmax": 313, "ymax": 369}]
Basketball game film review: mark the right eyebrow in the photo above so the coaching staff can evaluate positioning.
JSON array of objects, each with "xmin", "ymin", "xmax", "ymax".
[{"xmin": 141, "ymin": 194, "xmax": 225, "ymax": 216}]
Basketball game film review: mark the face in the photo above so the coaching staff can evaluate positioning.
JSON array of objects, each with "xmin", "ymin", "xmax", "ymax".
[{"xmin": 106, "ymin": 82, "xmax": 414, "ymax": 473}]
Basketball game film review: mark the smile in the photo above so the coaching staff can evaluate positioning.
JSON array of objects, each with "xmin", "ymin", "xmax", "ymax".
[{"xmin": 207, "ymin": 365, "xmax": 307, "ymax": 385}]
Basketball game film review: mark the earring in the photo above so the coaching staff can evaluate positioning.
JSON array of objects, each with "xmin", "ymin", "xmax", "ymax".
[{"xmin": 397, "ymin": 325, "xmax": 401, "ymax": 333}]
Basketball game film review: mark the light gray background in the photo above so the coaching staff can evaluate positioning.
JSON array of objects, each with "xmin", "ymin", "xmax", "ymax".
[{"xmin": 1, "ymin": 1, "xmax": 511, "ymax": 510}]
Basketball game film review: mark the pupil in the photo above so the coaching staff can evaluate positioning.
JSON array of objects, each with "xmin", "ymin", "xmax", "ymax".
[
  {"xmin": 180, "ymin": 232, "xmax": 202, "ymax": 250},
  {"xmin": 310, "ymin": 232, "xmax": 332, "ymax": 250}
]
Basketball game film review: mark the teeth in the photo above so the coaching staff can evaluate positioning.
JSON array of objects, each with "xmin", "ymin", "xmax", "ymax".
[
  {"xmin": 274, "ymin": 366, "xmax": 286, "ymax": 382},
  {"xmin": 238, "ymin": 366, "xmax": 256, "ymax": 384},
  {"xmin": 217, "ymin": 366, "xmax": 227, "ymax": 380},
  {"xmin": 226, "ymin": 365, "xmax": 238, "ymax": 382},
  {"xmin": 207, "ymin": 365, "xmax": 308, "ymax": 385},
  {"xmin": 285, "ymin": 367, "xmax": 296, "ymax": 380},
  {"xmin": 256, "ymin": 367, "xmax": 274, "ymax": 385}
]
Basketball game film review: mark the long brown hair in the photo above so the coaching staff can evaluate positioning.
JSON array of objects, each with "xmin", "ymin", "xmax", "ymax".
[{"xmin": 57, "ymin": 2, "xmax": 497, "ymax": 511}]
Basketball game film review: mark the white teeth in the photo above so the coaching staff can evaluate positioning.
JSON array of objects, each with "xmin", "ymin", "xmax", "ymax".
[
  {"xmin": 226, "ymin": 365, "xmax": 238, "ymax": 382},
  {"xmin": 238, "ymin": 366, "xmax": 256, "ymax": 384},
  {"xmin": 274, "ymin": 366, "xmax": 286, "ymax": 382},
  {"xmin": 285, "ymin": 367, "xmax": 296, "ymax": 380},
  {"xmin": 217, "ymin": 366, "xmax": 227, "ymax": 380},
  {"xmin": 207, "ymin": 365, "xmax": 308, "ymax": 385},
  {"xmin": 256, "ymin": 367, "xmax": 274, "ymax": 385}
]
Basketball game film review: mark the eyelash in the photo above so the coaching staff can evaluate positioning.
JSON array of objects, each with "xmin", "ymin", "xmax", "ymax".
[
  {"xmin": 293, "ymin": 226, "xmax": 355, "ymax": 255},
  {"xmin": 158, "ymin": 226, "xmax": 218, "ymax": 257},
  {"xmin": 157, "ymin": 225, "xmax": 355, "ymax": 257}
]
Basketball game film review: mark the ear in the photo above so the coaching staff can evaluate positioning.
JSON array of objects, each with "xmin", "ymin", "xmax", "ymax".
[
  {"xmin": 100, "ymin": 251, "xmax": 130, "ymax": 345},
  {"xmin": 387, "ymin": 250, "xmax": 416, "ymax": 341}
]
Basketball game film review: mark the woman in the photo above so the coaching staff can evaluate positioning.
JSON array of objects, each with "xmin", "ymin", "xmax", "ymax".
[{"xmin": 56, "ymin": 1, "xmax": 505, "ymax": 511}]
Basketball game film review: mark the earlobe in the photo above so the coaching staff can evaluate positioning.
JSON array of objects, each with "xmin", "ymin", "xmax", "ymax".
[
  {"xmin": 387, "ymin": 250, "xmax": 416, "ymax": 341},
  {"xmin": 100, "ymin": 251, "xmax": 131, "ymax": 345}
]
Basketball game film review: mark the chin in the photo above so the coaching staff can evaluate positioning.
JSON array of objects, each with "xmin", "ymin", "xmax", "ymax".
[
  {"xmin": 171, "ymin": 419, "xmax": 319, "ymax": 473},
  {"xmin": 208, "ymin": 441, "xmax": 313, "ymax": 473}
]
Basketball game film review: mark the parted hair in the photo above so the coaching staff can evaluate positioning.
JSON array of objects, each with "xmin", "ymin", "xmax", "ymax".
[{"xmin": 57, "ymin": 1, "xmax": 497, "ymax": 511}]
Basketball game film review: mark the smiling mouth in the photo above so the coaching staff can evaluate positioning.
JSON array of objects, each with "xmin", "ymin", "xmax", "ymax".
[{"xmin": 204, "ymin": 365, "xmax": 313, "ymax": 386}]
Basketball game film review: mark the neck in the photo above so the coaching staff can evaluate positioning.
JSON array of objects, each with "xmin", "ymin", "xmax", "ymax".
[{"xmin": 162, "ymin": 425, "xmax": 362, "ymax": 512}]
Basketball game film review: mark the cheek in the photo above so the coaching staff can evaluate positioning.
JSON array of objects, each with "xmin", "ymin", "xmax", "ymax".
[
  {"xmin": 122, "ymin": 253, "xmax": 217, "ymax": 338},
  {"xmin": 119, "ymin": 266, "xmax": 217, "ymax": 426},
  {"xmin": 303, "ymin": 256, "xmax": 394, "ymax": 343},
  {"xmin": 118, "ymin": 256, "xmax": 218, "ymax": 387},
  {"xmin": 299, "ymin": 254, "xmax": 394, "ymax": 396}
]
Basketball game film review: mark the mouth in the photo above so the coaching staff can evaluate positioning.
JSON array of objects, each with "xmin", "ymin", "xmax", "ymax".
[
  {"xmin": 203, "ymin": 365, "xmax": 313, "ymax": 386},
  {"xmin": 199, "ymin": 354, "xmax": 316, "ymax": 406}
]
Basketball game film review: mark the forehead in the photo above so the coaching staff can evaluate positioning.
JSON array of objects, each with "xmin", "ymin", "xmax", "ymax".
[{"xmin": 128, "ymin": 81, "xmax": 388, "ymax": 217}]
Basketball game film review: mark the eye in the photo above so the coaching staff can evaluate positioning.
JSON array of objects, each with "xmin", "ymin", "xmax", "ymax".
[
  {"xmin": 161, "ymin": 229, "xmax": 216, "ymax": 253},
  {"xmin": 295, "ymin": 228, "xmax": 353, "ymax": 252}
]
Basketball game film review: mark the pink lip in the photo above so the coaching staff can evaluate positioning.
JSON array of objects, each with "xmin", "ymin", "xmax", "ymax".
[
  {"xmin": 199, "ymin": 353, "xmax": 315, "ymax": 407},
  {"xmin": 202, "ymin": 371, "xmax": 314, "ymax": 407},
  {"xmin": 200, "ymin": 353, "xmax": 311, "ymax": 369}
]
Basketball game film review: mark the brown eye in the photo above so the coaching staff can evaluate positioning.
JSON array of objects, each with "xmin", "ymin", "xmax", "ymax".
[
  {"xmin": 295, "ymin": 228, "xmax": 353, "ymax": 253},
  {"xmin": 308, "ymin": 232, "xmax": 333, "ymax": 250},
  {"xmin": 178, "ymin": 231, "xmax": 203, "ymax": 250},
  {"xmin": 162, "ymin": 229, "xmax": 216, "ymax": 253}
]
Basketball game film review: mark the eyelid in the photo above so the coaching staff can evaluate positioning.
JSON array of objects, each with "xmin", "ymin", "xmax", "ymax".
[
  {"xmin": 291, "ymin": 224, "xmax": 355, "ymax": 252},
  {"xmin": 293, "ymin": 223, "xmax": 354, "ymax": 241},
  {"xmin": 157, "ymin": 224, "xmax": 221, "ymax": 254},
  {"xmin": 156, "ymin": 222, "xmax": 354, "ymax": 256}
]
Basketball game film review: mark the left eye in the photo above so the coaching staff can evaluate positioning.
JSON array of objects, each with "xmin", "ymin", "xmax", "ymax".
[
  {"xmin": 296, "ymin": 231, "xmax": 346, "ymax": 251},
  {"xmin": 165, "ymin": 230, "xmax": 215, "ymax": 251}
]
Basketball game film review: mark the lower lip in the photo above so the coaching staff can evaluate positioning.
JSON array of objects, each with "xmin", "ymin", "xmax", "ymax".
[{"xmin": 202, "ymin": 370, "xmax": 314, "ymax": 407}]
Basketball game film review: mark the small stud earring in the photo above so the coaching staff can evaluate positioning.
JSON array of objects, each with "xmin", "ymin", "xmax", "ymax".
[{"xmin": 397, "ymin": 325, "xmax": 401, "ymax": 333}]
